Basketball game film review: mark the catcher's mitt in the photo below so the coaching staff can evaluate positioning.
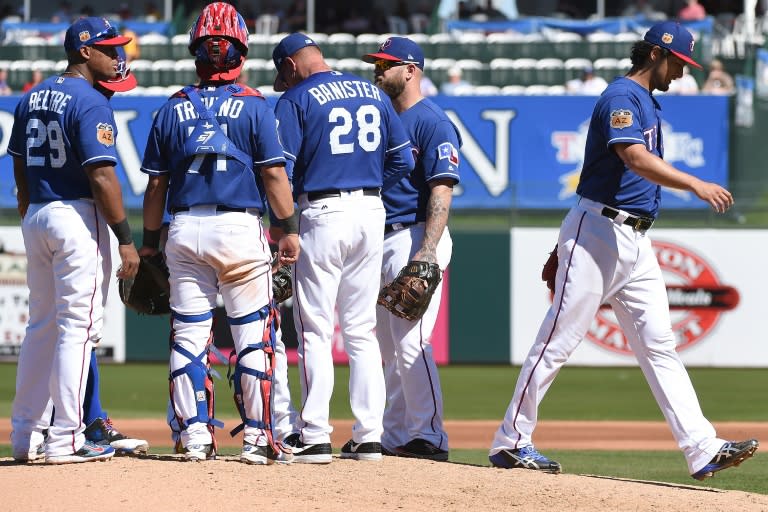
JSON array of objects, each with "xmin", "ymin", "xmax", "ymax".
[
  {"xmin": 541, "ymin": 244, "xmax": 558, "ymax": 292},
  {"xmin": 272, "ymin": 264, "xmax": 292, "ymax": 304},
  {"xmin": 377, "ymin": 260, "xmax": 442, "ymax": 321},
  {"xmin": 119, "ymin": 252, "xmax": 171, "ymax": 315}
]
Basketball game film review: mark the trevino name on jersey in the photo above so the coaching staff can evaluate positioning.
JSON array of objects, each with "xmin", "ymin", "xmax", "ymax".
[
  {"xmin": 275, "ymin": 70, "xmax": 411, "ymax": 195},
  {"xmin": 141, "ymin": 85, "xmax": 286, "ymax": 212}
]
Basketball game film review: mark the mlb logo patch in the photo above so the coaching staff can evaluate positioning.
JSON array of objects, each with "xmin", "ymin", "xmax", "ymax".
[
  {"xmin": 438, "ymin": 142, "xmax": 459, "ymax": 165},
  {"xmin": 96, "ymin": 123, "xmax": 114, "ymax": 146}
]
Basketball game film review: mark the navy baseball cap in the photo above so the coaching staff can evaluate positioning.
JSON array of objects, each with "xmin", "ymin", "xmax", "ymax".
[
  {"xmin": 272, "ymin": 32, "xmax": 318, "ymax": 91},
  {"xmin": 643, "ymin": 21, "xmax": 702, "ymax": 69},
  {"xmin": 362, "ymin": 36, "xmax": 424, "ymax": 70},
  {"xmin": 64, "ymin": 17, "xmax": 132, "ymax": 53}
]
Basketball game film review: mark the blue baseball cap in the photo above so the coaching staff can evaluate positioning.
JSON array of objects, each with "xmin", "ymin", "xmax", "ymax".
[
  {"xmin": 643, "ymin": 21, "xmax": 702, "ymax": 69},
  {"xmin": 64, "ymin": 17, "xmax": 132, "ymax": 53},
  {"xmin": 272, "ymin": 32, "xmax": 319, "ymax": 91},
  {"xmin": 362, "ymin": 36, "xmax": 424, "ymax": 70}
]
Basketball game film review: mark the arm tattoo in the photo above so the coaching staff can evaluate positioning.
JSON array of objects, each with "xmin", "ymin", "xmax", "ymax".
[{"xmin": 417, "ymin": 186, "xmax": 452, "ymax": 263}]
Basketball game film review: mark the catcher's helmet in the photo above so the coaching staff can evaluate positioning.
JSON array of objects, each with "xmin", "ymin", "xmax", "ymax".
[{"xmin": 188, "ymin": 2, "xmax": 249, "ymax": 70}]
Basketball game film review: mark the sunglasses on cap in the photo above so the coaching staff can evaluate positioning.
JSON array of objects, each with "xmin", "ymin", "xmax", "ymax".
[
  {"xmin": 374, "ymin": 59, "xmax": 415, "ymax": 72},
  {"xmin": 83, "ymin": 25, "xmax": 119, "ymax": 46}
]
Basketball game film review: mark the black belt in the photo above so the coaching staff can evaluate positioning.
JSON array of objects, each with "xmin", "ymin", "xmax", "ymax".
[
  {"xmin": 306, "ymin": 188, "xmax": 380, "ymax": 201},
  {"xmin": 171, "ymin": 205, "xmax": 247, "ymax": 214},
  {"xmin": 601, "ymin": 206, "xmax": 654, "ymax": 232},
  {"xmin": 385, "ymin": 221, "xmax": 418, "ymax": 234}
]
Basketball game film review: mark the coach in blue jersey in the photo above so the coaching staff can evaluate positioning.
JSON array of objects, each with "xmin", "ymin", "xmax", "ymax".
[
  {"xmin": 271, "ymin": 33, "xmax": 414, "ymax": 463},
  {"xmin": 139, "ymin": 3, "xmax": 299, "ymax": 464},
  {"xmin": 362, "ymin": 37, "xmax": 460, "ymax": 461},
  {"xmin": 9, "ymin": 17, "xmax": 138, "ymax": 464},
  {"xmin": 490, "ymin": 21, "xmax": 758, "ymax": 479}
]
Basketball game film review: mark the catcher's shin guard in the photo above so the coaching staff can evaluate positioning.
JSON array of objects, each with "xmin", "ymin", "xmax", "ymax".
[
  {"xmin": 169, "ymin": 311, "xmax": 224, "ymax": 450},
  {"xmin": 227, "ymin": 305, "xmax": 278, "ymax": 450}
]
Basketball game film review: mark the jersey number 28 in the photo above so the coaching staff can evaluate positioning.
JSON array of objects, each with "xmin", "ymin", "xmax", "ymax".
[{"xmin": 328, "ymin": 106, "xmax": 381, "ymax": 154}]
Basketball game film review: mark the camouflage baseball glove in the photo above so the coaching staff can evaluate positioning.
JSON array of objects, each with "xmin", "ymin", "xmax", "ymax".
[
  {"xmin": 272, "ymin": 264, "xmax": 293, "ymax": 304},
  {"xmin": 377, "ymin": 260, "xmax": 442, "ymax": 321},
  {"xmin": 542, "ymin": 244, "xmax": 558, "ymax": 292},
  {"xmin": 119, "ymin": 252, "xmax": 171, "ymax": 315}
]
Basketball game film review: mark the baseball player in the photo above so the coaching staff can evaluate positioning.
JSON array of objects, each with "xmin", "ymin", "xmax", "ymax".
[
  {"xmin": 139, "ymin": 2, "xmax": 299, "ymax": 464},
  {"xmin": 9, "ymin": 17, "xmax": 139, "ymax": 464},
  {"xmin": 362, "ymin": 37, "xmax": 460, "ymax": 461},
  {"xmin": 81, "ymin": 47, "xmax": 148, "ymax": 455},
  {"xmin": 489, "ymin": 21, "xmax": 759, "ymax": 480},
  {"xmin": 271, "ymin": 33, "xmax": 414, "ymax": 463}
]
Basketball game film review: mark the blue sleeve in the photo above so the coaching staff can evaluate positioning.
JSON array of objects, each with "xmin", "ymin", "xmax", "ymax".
[
  {"xmin": 274, "ymin": 97, "xmax": 302, "ymax": 178},
  {"xmin": 252, "ymin": 102, "xmax": 287, "ymax": 168},
  {"xmin": 603, "ymin": 95, "xmax": 645, "ymax": 147},
  {"xmin": 422, "ymin": 119, "xmax": 461, "ymax": 184},
  {"xmin": 382, "ymin": 103, "xmax": 414, "ymax": 189},
  {"xmin": 140, "ymin": 108, "xmax": 168, "ymax": 175},
  {"xmin": 76, "ymin": 102, "xmax": 119, "ymax": 167},
  {"xmin": 8, "ymin": 98, "xmax": 25, "ymax": 157}
]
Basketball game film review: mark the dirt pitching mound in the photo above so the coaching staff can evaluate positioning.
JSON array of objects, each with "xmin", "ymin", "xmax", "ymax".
[{"xmin": 1, "ymin": 454, "xmax": 767, "ymax": 512}]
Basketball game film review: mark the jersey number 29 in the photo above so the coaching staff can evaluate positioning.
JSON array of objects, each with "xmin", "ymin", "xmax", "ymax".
[{"xmin": 26, "ymin": 118, "xmax": 66, "ymax": 168}]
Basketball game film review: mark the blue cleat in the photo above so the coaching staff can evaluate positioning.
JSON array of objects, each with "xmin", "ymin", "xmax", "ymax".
[
  {"xmin": 691, "ymin": 439, "xmax": 759, "ymax": 481},
  {"xmin": 489, "ymin": 445, "xmax": 562, "ymax": 473}
]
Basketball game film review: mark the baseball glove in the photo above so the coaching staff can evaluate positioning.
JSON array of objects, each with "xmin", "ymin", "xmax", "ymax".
[
  {"xmin": 119, "ymin": 252, "xmax": 171, "ymax": 315},
  {"xmin": 272, "ymin": 264, "xmax": 292, "ymax": 304},
  {"xmin": 541, "ymin": 244, "xmax": 558, "ymax": 292},
  {"xmin": 377, "ymin": 260, "xmax": 442, "ymax": 321}
]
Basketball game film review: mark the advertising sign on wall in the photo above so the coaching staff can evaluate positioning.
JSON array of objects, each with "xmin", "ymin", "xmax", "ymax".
[
  {"xmin": 511, "ymin": 227, "xmax": 764, "ymax": 367},
  {"xmin": 0, "ymin": 95, "xmax": 729, "ymax": 211}
]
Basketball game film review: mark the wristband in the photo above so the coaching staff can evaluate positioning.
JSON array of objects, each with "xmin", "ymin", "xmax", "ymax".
[
  {"xmin": 277, "ymin": 211, "xmax": 299, "ymax": 234},
  {"xmin": 109, "ymin": 218, "xmax": 133, "ymax": 245},
  {"xmin": 143, "ymin": 227, "xmax": 162, "ymax": 249}
]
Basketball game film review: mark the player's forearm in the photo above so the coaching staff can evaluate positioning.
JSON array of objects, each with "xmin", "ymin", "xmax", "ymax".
[
  {"xmin": 142, "ymin": 175, "xmax": 168, "ymax": 231},
  {"xmin": 13, "ymin": 157, "xmax": 29, "ymax": 217},
  {"xmin": 618, "ymin": 144, "xmax": 698, "ymax": 191},
  {"xmin": 87, "ymin": 166, "xmax": 131, "ymax": 225},
  {"xmin": 415, "ymin": 183, "xmax": 452, "ymax": 262},
  {"xmin": 261, "ymin": 165, "xmax": 295, "ymax": 220}
]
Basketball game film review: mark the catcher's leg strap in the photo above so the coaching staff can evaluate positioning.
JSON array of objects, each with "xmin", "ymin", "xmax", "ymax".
[
  {"xmin": 226, "ymin": 305, "xmax": 277, "ymax": 438},
  {"xmin": 169, "ymin": 310, "xmax": 225, "ymax": 431}
]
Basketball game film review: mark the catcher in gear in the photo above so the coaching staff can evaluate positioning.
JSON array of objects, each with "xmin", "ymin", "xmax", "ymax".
[
  {"xmin": 378, "ymin": 261, "xmax": 442, "ymax": 321},
  {"xmin": 138, "ymin": 2, "xmax": 298, "ymax": 464},
  {"xmin": 118, "ymin": 252, "xmax": 171, "ymax": 315}
]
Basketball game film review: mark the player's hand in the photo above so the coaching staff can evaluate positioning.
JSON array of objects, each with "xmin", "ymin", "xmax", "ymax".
[
  {"xmin": 277, "ymin": 233, "xmax": 299, "ymax": 266},
  {"xmin": 116, "ymin": 243, "xmax": 140, "ymax": 279},
  {"xmin": 692, "ymin": 181, "xmax": 734, "ymax": 213}
]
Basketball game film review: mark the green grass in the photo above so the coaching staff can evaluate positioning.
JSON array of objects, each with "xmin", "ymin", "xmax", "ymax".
[
  {"xmin": 449, "ymin": 449, "xmax": 767, "ymax": 494},
  {"xmin": 1, "ymin": 363, "xmax": 765, "ymax": 494},
  {"xmin": 1, "ymin": 364, "xmax": 765, "ymax": 421}
]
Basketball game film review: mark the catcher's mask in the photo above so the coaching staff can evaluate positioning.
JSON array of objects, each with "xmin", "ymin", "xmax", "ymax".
[{"xmin": 189, "ymin": 2, "xmax": 249, "ymax": 80}]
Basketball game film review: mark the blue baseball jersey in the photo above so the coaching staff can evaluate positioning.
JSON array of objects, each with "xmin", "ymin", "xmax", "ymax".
[
  {"xmin": 274, "ymin": 70, "xmax": 413, "ymax": 196},
  {"xmin": 384, "ymin": 98, "xmax": 461, "ymax": 225},
  {"xmin": 576, "ymin": 77, "xmax": 663, "ymax": 218},
  {"xmin": 141, "ymin": 85, "xmax": 286, "ymax": 212},
  {"xmin": 8, "ymin": 76, "xmax": 119, "ymax": 203}
]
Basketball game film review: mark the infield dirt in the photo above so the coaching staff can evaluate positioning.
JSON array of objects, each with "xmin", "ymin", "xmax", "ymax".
[{"xmin": 1, "ymin": 419, "xmax": 766, "ymax": 511}]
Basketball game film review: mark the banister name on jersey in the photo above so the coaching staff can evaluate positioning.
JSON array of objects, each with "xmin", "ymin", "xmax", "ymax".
[{"xmin": 274, "ymin": 70, "xmax": 412, "ymax": 196}]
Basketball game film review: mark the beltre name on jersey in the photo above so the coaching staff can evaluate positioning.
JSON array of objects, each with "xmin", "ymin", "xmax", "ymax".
[
  {"xmin": 27, "ymin": 89, "xmax": 72, "ymax": 114},
  {"xmin": 307, "ymin": 77, "xmax": 383, "ymax": 105}
]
